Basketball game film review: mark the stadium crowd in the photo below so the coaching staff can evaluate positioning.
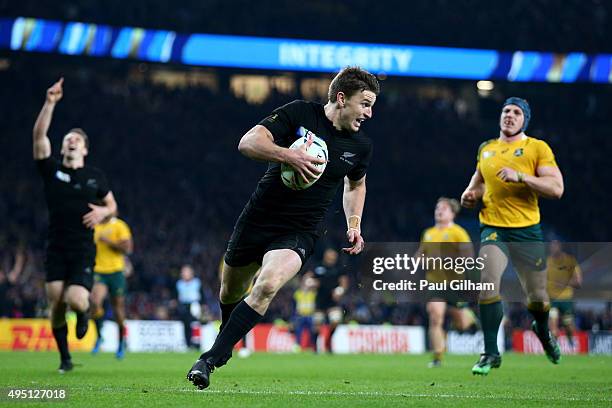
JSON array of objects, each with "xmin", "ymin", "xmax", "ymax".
[{"xmin": 1, "ymin": 54, "xmax": 611, "ymax": 334}]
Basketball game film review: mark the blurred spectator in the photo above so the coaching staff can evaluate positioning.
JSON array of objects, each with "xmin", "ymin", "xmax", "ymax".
[
  {"xmin": 0, "ymin": 248, "xmax": 25, "ymax": 316},
  {"xmin": 292, "ymin": 271, "xmax": 317, "ymax": 351},
  {"xmin": 176, "ymin": 264, "xmax": 202, "ymax": 348}
]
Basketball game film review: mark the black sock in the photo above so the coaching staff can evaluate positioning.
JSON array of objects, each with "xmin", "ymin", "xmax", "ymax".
[
  {"xmin": 75, "ymin": 308, "xmax": 89, "ymax": 321},
  {"xmin": 119, "ymin": 323, "xmax": 126, "ymax": 342},
  {"xmin": 480, "ymin": 301, "xmax": 503, "ymax": 355},
  {"xmin": 95, "ymin": 319, "xmax": 103, "ymax": 339},
  {"xmin": 52, "ymin": 325, "xmax": 71, "ymax": 362},
  {"xmin": 528, "ymin": 303, "xmax": 550, "ymax": 334},
  {"xmin": 219, "ymin": 300, "xmax": 241, "ymax": 332},
  {"xmin": 326, "ymin": 326, "xmax": 337, "ymax": 352},
  {"xmin": 564, "ymin": 323, "xmax": 574, "ymax": 340},
  {"xmin": 203, "ymin": 300, "xmax": 262, "ymax": 364}
]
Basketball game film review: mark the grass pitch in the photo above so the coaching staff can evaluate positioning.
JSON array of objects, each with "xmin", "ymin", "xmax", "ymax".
[{"xmin": 1, "ymin": 351, "xmax": 611, "ymax": 407}]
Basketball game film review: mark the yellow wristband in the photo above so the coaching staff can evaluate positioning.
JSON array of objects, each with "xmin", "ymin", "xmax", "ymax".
[
  {"xmin": 517, "ymin": 172, "xmax": 524, "ymax": 182},
  {"xmin": 348, "ymin": 215, "xmax": 361, "ymax": 230}
]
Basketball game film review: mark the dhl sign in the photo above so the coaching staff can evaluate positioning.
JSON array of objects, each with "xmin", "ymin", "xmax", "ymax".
[{"xmin": 0, "ymin": 318, "xmax": 95, "ymax": 351}]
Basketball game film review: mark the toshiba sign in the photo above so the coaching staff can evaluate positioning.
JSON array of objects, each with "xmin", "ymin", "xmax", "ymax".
[{"xmin": 332, "ymin": 325, "xmax": 425, "ymax": 354}]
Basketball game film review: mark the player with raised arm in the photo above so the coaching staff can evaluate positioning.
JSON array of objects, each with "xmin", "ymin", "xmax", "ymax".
[{"xmin": 33, "ymin": 78, "xmax": 117, "ymax": 372}]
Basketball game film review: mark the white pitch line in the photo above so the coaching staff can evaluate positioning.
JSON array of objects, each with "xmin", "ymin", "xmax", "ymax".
[
  {"xmin": 66, "ymin": 385, "xmax": 612, "ymax": 403},
  {"xmin": 184, "ymin": 388, "xmax": 612, "ymax": 402}
]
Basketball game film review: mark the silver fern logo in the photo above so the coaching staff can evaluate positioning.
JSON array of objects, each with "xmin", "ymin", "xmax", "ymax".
[{"xmin": 340, "ymin": 151, "xmax": 356, "ymax": 165}]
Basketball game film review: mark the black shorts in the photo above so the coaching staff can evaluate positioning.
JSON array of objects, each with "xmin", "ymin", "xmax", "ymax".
[
  {"xmin": 45, "ymin": 249, "xmax": 95, "ymax": 291},
  {"xmin": 316, "ymin": 296, "xmax": 338, "ymax": 311},
  {"xmin": 224, "ymin": 220, "xmax": 316, "ymax": 267},
  {"xmin": 426, "ymin": 291, "xmax": 469, "ymax": 309}
]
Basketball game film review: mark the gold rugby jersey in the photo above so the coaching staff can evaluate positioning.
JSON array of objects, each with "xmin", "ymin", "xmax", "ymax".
[{"xmin": 477, "ymin": 136, "xmax": 557, "ymax": 227}]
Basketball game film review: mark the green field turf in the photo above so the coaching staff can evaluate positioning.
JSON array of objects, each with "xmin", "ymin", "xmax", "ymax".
[{"xmin": 1, "ymin": 351, "xmax": 611, "ymax": 407}]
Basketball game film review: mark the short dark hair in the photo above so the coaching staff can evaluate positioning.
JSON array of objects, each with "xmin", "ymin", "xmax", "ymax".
[
  {"xmin": 328, "ymin": 66, "xmax": 380, "ymax": 102},
  {"xmin": 67, "ymin": 128, "xmax": 89, "ymax": 149}
]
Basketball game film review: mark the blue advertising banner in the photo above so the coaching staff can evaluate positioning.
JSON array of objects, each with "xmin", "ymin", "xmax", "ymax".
[{"xmin": 1, "ymin": 17, "xmax": 610, "ymax": 83}]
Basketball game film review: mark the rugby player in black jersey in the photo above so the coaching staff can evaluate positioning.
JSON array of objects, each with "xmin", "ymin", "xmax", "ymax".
[
  {"xmin": 312, "ymin": 248, "xmax": 348, "ymax": 354},
  {"xmin": 188, "ymin": 67, "xmax": 379, "ymax": 389},
  {"xmin": 33, "ymin": 78, "xmax": 118, "ymax": 373}
]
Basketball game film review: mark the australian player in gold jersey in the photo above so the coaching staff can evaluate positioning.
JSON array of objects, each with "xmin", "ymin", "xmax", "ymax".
[
  {"xmin": 418, "ymin": 197, "xmax": 476, "ymax": 367},
  {"xmin": 461, "ymin": 97, "xmax": 564, "ymax": 375},
  {"xmin": 292, "ymin": 271, "xmax": 318, "ymax": 351},
  {"xmin": 91, "ymin": 215, "xmax": 133, "ymax": 359},
  {"xmin": 547, "ymin": 240, "xmax": 582, "ymax": 346}
]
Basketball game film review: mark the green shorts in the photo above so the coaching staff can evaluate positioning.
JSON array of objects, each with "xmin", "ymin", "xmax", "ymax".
[
  {"xmin": 94, "ymin": 271, "xmax": 127, "ymax": 297},
  {"xmin": 551, "ymin": 300, "xmax": 574, "ymax": 315},
  {"xmin": 480, "ymin": 224, "xmax": 546, "ymax": 272}
]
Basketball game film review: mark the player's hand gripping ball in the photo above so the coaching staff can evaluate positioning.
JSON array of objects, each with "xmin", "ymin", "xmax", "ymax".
[{"xmin": 281, "ymin": 136, "xmax": 328, "ymax": 190}]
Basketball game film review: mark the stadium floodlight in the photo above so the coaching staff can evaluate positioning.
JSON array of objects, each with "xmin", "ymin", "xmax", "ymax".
[{"xmin": 477, "ymin": 80, "xmax": 495, "ymax": 91}]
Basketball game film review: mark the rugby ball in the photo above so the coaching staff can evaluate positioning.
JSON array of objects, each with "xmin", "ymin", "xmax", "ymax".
[{"xmin": 281, "ymin": 136, "xmax": 328, "ymax": 190}]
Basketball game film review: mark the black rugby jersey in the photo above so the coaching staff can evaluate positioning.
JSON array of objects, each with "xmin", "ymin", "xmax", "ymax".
[
  {"xmin": 240, "ymin": 100, "xmax": 372, "ymax": 235},
  {"xmin": 36, "ymin": 157, "xmax": 110, "ymax": 251},
  {"xmin": 313, "ymin": 264, "xmax": 345, "ymax": 306}
]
